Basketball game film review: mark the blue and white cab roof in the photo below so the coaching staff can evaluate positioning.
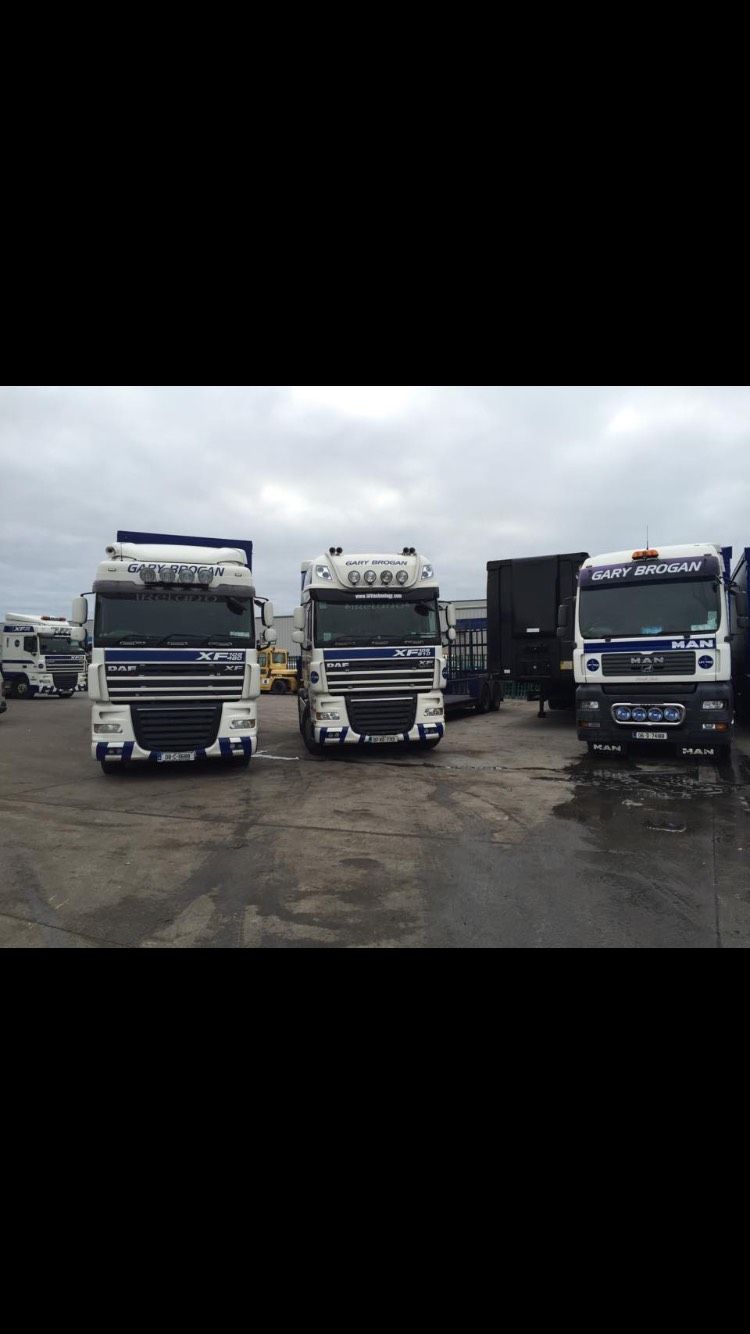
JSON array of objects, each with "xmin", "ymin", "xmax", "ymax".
[
  {"xmin": 302, "ymin": 549, "xmax": 435, "ymax": 593},
  {"xmin": 94, "ymin": 532, "xmax": 254, "ymax": 597},
  {"xmin": 4, "ymin": 612, "xmax": 78, "ymax": 634},
  {"xmin": 579, "ymin": 543, "xmax": 728, "ymax": 586}
]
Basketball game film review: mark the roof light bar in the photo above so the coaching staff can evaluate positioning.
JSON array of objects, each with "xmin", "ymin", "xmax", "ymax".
[{"xmin": 632, "ymin": 548, "xmax": 659, "ymax": 559}]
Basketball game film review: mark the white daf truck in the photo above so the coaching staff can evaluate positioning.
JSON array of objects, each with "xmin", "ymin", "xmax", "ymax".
[
  {"xmin": 562, "ymin": 543, "xmax": 733, "ymax": 759},
  {"xmin": 292, "ymin": 547, "xmax": 454, "ymax": 753},
  {"xmin": 1, "ymin": 614, "xmax": 87, "ymax": 698},
  {"xmin": 71, "ymin": 530, "xmax": 275, "ymax": 773}
]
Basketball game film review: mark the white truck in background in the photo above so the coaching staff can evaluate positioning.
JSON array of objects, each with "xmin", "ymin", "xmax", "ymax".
[
  {"xmin": 1, "ymin": 614, "xmax": 86, "ymax": 698},
  {"xmin": 293, "ymin": 546, "xmax": 454, "ymax": 753},
  {"xmin": 566, "ymin": 543, "xmax": 733, "ymax": 759},
  {"xmin": 71, "ymin": 530, "xmax": 275, "ymax": 773}
]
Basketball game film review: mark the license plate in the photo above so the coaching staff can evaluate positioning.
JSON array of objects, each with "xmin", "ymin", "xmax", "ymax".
[
  {"xmin": 157, "ymin": 751, "xmax": 196, "ymax": 762},
  {"xmin": 633, "ymin": 731, "xmax": 668, "ymax": 741},
  {"xmin": 366, "ymin": 734, "xmax": 401, "ymax": 744}
]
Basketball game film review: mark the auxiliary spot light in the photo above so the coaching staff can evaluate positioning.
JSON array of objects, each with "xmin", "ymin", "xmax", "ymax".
[
  {"xmin": 139, "ymin": 566, "xmax": 157, "ymax": 583},
  {"xmin": 364, "ymin": 571, "xmax": 377, "ymax": 585},
  {"xmin": 396, "ymin": 570, "xmax": 409, "ymax": 585},
  {"xmin": 348, "ymin": 571, "xmax": 361, "ymax": 585}
]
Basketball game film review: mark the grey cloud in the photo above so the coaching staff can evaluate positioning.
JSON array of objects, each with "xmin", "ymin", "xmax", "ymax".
[{"xmin": 1, "ymin": 385, "xmax": 749, "ymax": 617}]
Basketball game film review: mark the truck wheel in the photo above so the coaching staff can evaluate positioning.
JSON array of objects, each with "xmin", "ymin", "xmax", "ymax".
[
  {"xmin": 420, "ymin": 737, "xmax": 442, "ymax": 749},
  {"xmin": 489, "ymin": 685, "xmax": 501, "ymax": 712},
  {"xmin": 271, "ymin": 679, "xmax": 288, "ymax": 694},
  {"xmin": 100, "ymin": 760, "xmax": 121, "ymax": 775},
  {"xmin": 13, "ymin": 678, "xmax": 30, "ymax": 699},
  {"xmin": 301, "ymin": 707, "xmax": 325, "ymax": 757},
  {"xmin": 475, "ymin": 682, "xmax": 491, "ymax": 714},
  {"xmin": 58, "ymin": 691, "xmax": 74, "ymax": 699}
]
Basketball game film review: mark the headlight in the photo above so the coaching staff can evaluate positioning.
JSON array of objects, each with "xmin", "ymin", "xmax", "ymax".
[
  {"xmin": 315, "ymin": 564, "xmax": 333, "ymax": 581},
  {"xmin": 421, "ymin": 564, "xmax": 434, "ymax": 579},
  {"xmin": 230, "ymin": 718, "xmax": 255, "ymax": 729},
  {"xmin": 631, "ymin": 707, "xmax": 647, "ymax": 722},
  {"xmin": 613, "ymin": 706, "xmax": 631, "ymax": 722},
  {"xmin": 364, "ymin": 571, "xmax": 377, "ymax": 585},
  {"xmin": 380, "ymin": 570, "xmax": 393, "ymax": 584},
  {"xmin": 647, "ymin": 708, "xmax": 664, "ymax": 722},
  {"xmin": 348, "ymin": 570, "xmax": 361, "ymax": 585},
  {"xmin": 139, "ymin": 566, "xmax": 157, "ymax": 582},
  {"xmin": 580, "ymin": 701, "xmax": 600, "ymax": 711},
  {"xmin": 316, "ymin": 711, "xmax": 341, "ymax": 721},
  {"xmin": 94, "ymin": 722, "xmax": 123, "ymax": 734},
  {"xmin": 396, "ymin": 570, "xmax": 409, "ymax": 585},
  {"xmin": 702, "ymin": 700, "xmax": 725, "ymax": 710},
  {"xmin": 424, "ymin": 706, "xmax": 443, "ymax": 716}
]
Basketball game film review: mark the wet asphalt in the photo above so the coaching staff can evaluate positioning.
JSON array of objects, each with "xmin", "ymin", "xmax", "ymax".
[{"xmin": 0, "ymin": 693, "xmax": 748, "ymax": 947}]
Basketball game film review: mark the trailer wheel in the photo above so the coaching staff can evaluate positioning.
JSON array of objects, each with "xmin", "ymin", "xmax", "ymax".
[
  {"xmin": 271, "ymin": 679, "xmax": 289, "ymax": 694},
  {"xmin": 489, "ymin": 684, "xmax": 501, "ymax": 712},
  {"xmin": 475, "ymin": 682, "xmax": 491, "ymax": 714}
]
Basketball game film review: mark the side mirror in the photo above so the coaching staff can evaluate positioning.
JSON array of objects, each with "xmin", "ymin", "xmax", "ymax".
[
  {"xmin": 291, "ymin": 629, "xmax": 305, "ymax": 645},
  {"xmin": 263, "ymin": 627, "xmax": 277, "ymax": 645},
  {"xmin": 556, "ymin": 600, "xmax": 573, "ymax": 639},
  {"xmin": 71, "ymin": 626, "xmax": 86, "ymax": 643},
  {"xmin": 445, "ymin": 604, "xmax": 456, "ymax": 629},
  {"xmin": 71, "ymin": 596, "xmax": 88, "ymax": 626},
  {"xmin": 447, "ymin": 626, "xmax": 457, "ymax": 642},
  {"xmin": 293, "ymin": 607, "xmax": 305, "ymax": 631},
  {"xmin": 261, "ymin": 600, "xmax": 274, "ymax": 628}
]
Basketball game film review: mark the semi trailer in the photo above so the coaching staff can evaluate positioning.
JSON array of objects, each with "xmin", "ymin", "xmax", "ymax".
[
  {"xmin": 487, "ymin": 553, "xmax": 588, "ymax": 716},
  {"xmin": 1, "ymin": 614, "xmax": 87, "ymax": 698},
  {"xmin": 443, "ymin": 612, "xmax": 502, "ymax": 714},
  {"xmin": 566, "ymin": 544, "xmax": 733, "ymax": 759},
  {"xmin": 73, "ymin": 530, "xmax": 275, "ymax": 773},
  {"xmin": 293, "ymin": 546, "xmax": 451, "ymax": 753}
]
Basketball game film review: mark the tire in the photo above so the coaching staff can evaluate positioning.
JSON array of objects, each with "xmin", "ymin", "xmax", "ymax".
[
  {"xmin": 475, "ymin": 682, "xmax": 491, "ymax": 714},
  {"xmin": 489, "ymin": 684, "xmax": 501, "ymax": 712},
  {"xmin": 100, "ymin": 760, "xmax": 121, "ymax": 775},
  {"xmin": 58, "ymin": 691, "xmax": 74, "ymax": 699},
  {"xmin": 420, "ymin": 737, "xmax": 442, "ymax": 749},
  {"xmin": 13, "ymin": 677, "xmax": 30, "ymax": 699},
  {"xmin": 271, "ymin": 679, "xmax": 288, "ymax": 694},
  {"xmin": 234, "ymin": 754, "xmax": 252, "ymax": 768},
  {"xmin": 301, "ymin": 707, "xmax": 325, "ymax": 757}
]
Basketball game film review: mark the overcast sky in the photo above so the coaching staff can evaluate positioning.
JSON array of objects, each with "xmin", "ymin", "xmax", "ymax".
[{"xmin": 1, "ymin": 385, "xmax": 749, "ymax": 617}]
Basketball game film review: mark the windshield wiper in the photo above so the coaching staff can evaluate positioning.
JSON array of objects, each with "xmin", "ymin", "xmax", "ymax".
[
  {"xmin": 158, "ymin": 633, "xmax": 208, "ymax": 645},
  {"xmin": 109, "ymin": 635, "xmax": 155, "ymax": 646},
  {"xmin": 329, "ymin": 637, "xmax": 359, "ymax": 646}
]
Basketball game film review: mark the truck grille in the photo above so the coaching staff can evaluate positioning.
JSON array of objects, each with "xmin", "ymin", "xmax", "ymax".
[
  {"xmin": 324, "ymin": 656, "xmax": 434, "ymax": 695},
  {"xmin": 131, "ymin": 704, "xmax": 222, "ymax": 752},
  {"xmin": 347, "ymin": 694, "xmax": 417, "ymax": 736},
  {"xmin": 52, "ymin": 673, "xmax": 78, "ymax": 691},
  {"xmin": 601, "ymin": 651, "xmax": 696, "ymax": 676},
  {"xmin": 106, "ymin": 660, "xmax": 245, "ymax": 701}
]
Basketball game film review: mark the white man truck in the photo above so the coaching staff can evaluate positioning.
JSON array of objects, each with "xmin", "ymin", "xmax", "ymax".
[
  {"xmin": 563, "ymin": 544, "xmax": 733, "ymax": 759},
  {"xmin": 71, "ymin": 530, "xmax": 275, "ymax": 774},
  {"xmin": 2, "ymin": 614, "xmax": 86, "ymax": 698},
  {"xmin": 292, "ymin": 547, "xmax": 454, "ymax": 754}
]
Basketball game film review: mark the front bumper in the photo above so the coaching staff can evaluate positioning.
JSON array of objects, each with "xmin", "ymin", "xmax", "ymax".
[
  {"xmin": 90, "ymin": 701, "xmax": 258, "ymax": 763},
  {"xmin": 310, "ymin": 693, "xmax": 445, "ymax": 745},
  {"xmin": 576, "ymin": 682, "xmax": 733, "ymax": 755}
]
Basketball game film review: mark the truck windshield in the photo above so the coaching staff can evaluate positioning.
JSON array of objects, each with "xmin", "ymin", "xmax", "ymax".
[
  {"xmin": 314, "ymin": 597, "xmax": 439, "ymax": 644},
  {"xmin": 94, "ymin": 591, "xmax": 254, "ymax": 647},
  {"xmin": 39, "ymin": 636, "xmax": 82, "ymax": 655},
  {"xmin": 579, "ymin": 580, "xmax": 721, "ymax": 638}
]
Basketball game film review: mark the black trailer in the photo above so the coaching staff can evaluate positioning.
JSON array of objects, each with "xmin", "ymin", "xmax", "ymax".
[
  {"xmin": 444, "ymin": 617, "xmax": 503, "ymax": 715},
  {"xmin": 486, "ymin": 552, "xmax": 588, "ymax": 717}
]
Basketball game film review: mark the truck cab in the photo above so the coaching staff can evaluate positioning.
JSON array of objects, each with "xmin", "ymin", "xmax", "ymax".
[
  {"xmin": 2, "ymin": 614, "xmax": 87, "ymax": 698},
  {"xmin": 293, "ymin": 547, "xmax": 447, "ymax": 753},
  {"xmin": 259, "ymin": 647, "xmax": 299, "ymax": 694},
  {"xmin": 75, "ymin": 530, "xmax": 275, "ymax": 773},
  {"xmin": 568, "ymin": 544, "xmax": 733, "ymax": 759}
]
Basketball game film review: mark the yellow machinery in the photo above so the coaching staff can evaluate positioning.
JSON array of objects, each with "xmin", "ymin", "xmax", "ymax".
[{"xmin": 259, "ymin": 647, "xmax": 299, "ymax": 694}]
